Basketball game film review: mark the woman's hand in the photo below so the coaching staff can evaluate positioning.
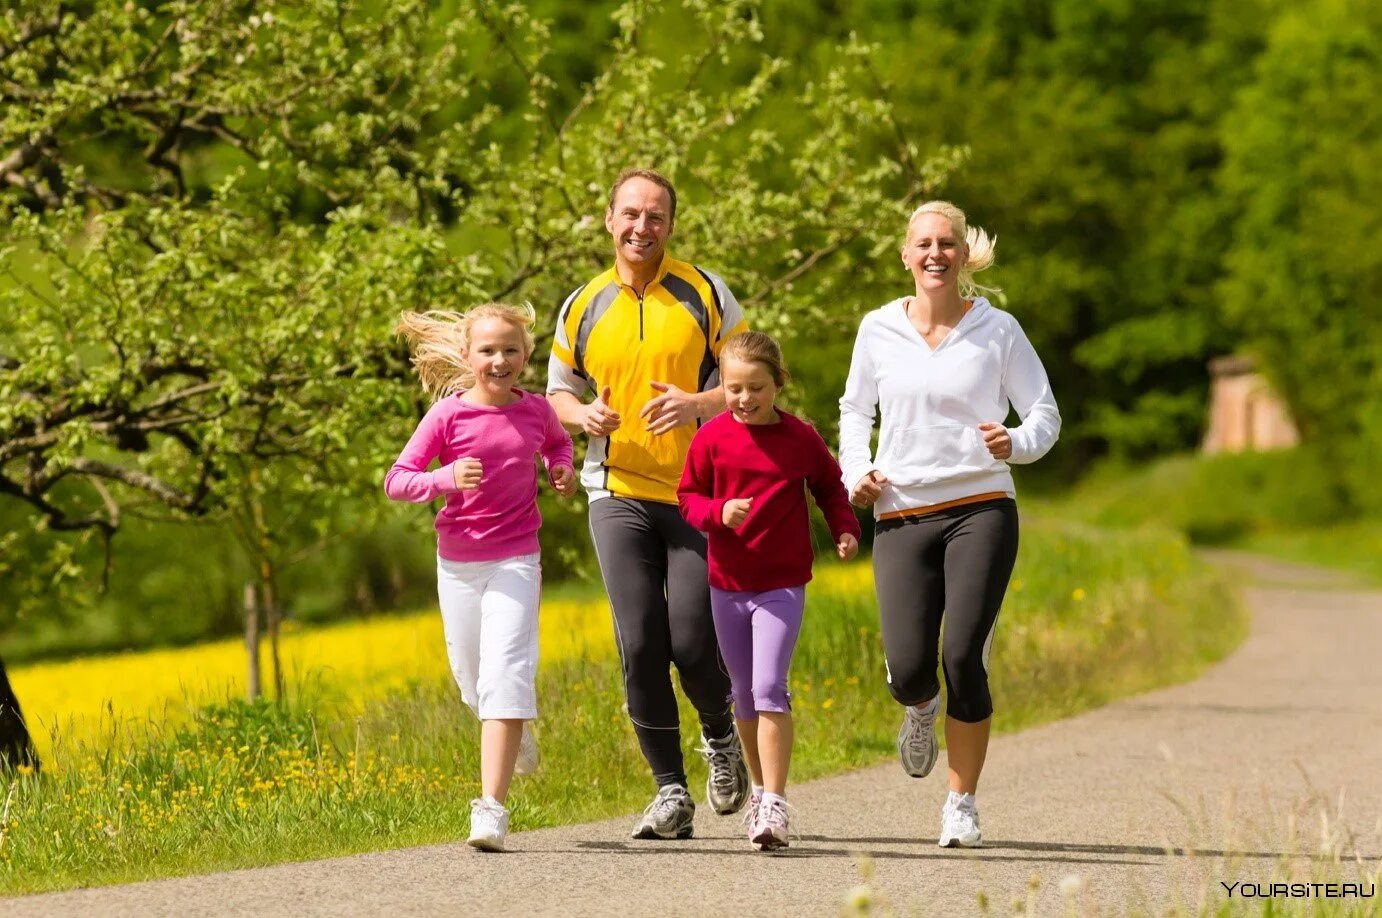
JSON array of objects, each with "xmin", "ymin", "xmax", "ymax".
[
  {"xmin": 978, "ymin": 422, "xmax": 1012, "ymax": 460},
  {"xmin": 836, "ymin": 532, "xmax": 859, "ymax": 561},
  {"xmin": 850, "ymin": 470, "xmax": 889, "ymax": 508},
  {"xmin": 549, "ymin": 463, "xmax": 578, "ymax": 497}
]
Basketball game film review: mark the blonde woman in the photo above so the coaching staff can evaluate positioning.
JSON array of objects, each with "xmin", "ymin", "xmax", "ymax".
[
  {"xmin": 839, "ymin": 202, "xmax": 1060, "ymax": 847},
  {"xmin": 385, "ymin": 304, "xmax": 577, "ymax": 852}
]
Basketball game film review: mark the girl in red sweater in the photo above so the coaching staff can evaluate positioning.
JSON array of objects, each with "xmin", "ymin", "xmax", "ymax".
[{"xmin": 677, "ymin": 331, "xmax": 861, "ymax": 850}]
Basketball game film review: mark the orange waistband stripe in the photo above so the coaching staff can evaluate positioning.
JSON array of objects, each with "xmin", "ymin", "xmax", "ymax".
[{"xmin": 877, "ymin": 491, "xmax": 1010, "ymax": 522}]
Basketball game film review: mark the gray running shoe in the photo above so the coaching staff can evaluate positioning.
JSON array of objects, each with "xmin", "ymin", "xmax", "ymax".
[
  {"xmin": 631, "ymin": 784, "xmax": 696, "ymax": 839},
  {"xmin": 897, "ymin": 700, "xmax": 939, "ymax": 778},
  {"xmin": 699, "ymin": 729, "xmax": 750, "ymax": 815}
]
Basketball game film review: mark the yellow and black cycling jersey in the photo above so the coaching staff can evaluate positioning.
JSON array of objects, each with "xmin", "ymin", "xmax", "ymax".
[{"xmin": 547, "ymin": 253, "xmax": 748, "ymax": 504}]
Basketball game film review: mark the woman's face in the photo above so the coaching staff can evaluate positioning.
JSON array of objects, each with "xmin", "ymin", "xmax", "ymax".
[
  {"xmin": 902, "ymin": 212, "xmax": 966, "ymax": 292},
  {"xmin": 463, "ymin": 317, "xmax": 530, "ymax": 397}
]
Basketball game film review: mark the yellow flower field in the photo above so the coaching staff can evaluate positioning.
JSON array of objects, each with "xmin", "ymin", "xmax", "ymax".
[
  {"xmin": 11, "ymin": 564, "xmax": 872, "ymax": 761},
  {"xmin": 10, "ymin": 591, "xmax": 616, "ymax": 761}
]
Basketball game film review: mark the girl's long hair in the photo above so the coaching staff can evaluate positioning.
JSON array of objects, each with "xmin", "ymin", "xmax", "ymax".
[
  {"xmin": 906, "ymin": 200, "xmax": 1001, "ymax": 299},
  {"xmin": 395, "ymin": 303, "xmax": 536, "ymax": 399}
]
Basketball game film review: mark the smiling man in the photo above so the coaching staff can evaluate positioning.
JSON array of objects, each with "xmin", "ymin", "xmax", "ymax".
[{"xmin": 547, "ymin": 168, "xmax": 750, "ymax": 839}]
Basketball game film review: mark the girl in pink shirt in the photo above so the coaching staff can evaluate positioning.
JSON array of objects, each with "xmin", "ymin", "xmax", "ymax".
[
  {"xmin": 385, "ymin": 303, "xmax": 575, "ymax": 852},
  {"xmin": 677, "ymin": 331, "xmax": 861, "ymax": 850}
]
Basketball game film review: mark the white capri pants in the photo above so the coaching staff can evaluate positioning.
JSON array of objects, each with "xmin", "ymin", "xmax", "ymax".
[{"xmin": 436, "ymin": 552, "xmax": 541, "ymax": 720}]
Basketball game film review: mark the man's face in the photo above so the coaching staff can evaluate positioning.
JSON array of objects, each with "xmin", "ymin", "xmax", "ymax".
[{"xmin": 605, "ymin": 177, "xmax": 673, "ymax": 271}]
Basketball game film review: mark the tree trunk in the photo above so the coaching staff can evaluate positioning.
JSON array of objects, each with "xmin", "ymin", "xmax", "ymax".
[
  {"xmin": 262, "ymin": 574, "xmax": 284, "ymax": 699},
  {"xmin": 0, "ymin": 656, "xmax": 38, "ymax": 771},
  {"xmin": 244, "ymin": 581, "xmax": 262, "ymax": 701}
]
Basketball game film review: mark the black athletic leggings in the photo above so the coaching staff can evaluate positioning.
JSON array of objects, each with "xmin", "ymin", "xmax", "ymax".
[
  {"xmin": 588, "ymin": 497, "xmax": 734, "ymax": 788},
  {"xmin": 872, "ymin": 498, "xmax": 1019, "ymax": 723}
]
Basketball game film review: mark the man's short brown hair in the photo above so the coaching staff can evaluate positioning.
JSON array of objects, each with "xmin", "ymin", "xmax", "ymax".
[{"xmin": 607, "ymin": 168, "xmax": 677, "ymax": 223}]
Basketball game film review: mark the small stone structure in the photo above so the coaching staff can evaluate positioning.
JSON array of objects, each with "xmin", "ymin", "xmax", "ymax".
[{"xmin": 1202, "ymin": 355, "xmax": 1299, "ymax": 454}]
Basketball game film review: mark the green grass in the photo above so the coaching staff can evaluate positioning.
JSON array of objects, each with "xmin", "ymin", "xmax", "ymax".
[
  {"xmin": 1050, "ymin": 450, "xmax": 1382, "ymax": 584},
  {"xmin": 0, "ymin": 515, "xmax": 1246, "ymax": 895}
]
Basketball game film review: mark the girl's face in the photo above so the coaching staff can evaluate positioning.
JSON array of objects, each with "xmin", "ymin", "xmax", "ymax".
[
  {"xmin": 464, "ymin": 317, "xmax": 529, "ymax": 397},
  {"xmin": 721, "ymin": 354, "xmax": 780, "ymax": 425},
  {"xmin": 902, "ymin": 213, "xmax": 966, "ymax": 292}
]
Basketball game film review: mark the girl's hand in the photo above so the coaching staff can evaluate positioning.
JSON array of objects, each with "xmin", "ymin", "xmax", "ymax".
[
  {"xmin": 978, "ymin": 422, "xmax": 1012, "ymax": 460},
  {"xmin": 850, "ymin": 470, "xmax": 889, "ymax": 508},
  {"xmin": 836, "ymin": 532, "xmax": 859, "ymax": 561},
  {"xmin": 549, "ymin": 463, "xmax": 578, "ymax": 497},
  {"xmin": 721, "ymin": 497, "xmax": 753, "ymax": 529},
  {"xmin": 451, "ymin": 458, "xmax": 483, "ymax": 490}
]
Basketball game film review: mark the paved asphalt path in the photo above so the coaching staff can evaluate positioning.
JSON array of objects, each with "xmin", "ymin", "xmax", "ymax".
[{"xmin": 7, "ymin": 552, "xmax": 1381, "ymax": 916}]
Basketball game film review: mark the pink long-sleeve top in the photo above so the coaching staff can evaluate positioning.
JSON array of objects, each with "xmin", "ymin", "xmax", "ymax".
[
  {"xmin": 678, "ymin": 410, "xmax": 862, "ymax": 592},
  {"xmin": 384, "ymin": 389, "xmax": 573, "ymax": 563}
]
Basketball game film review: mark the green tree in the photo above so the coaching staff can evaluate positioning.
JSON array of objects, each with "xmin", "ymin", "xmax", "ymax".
[
  {"xmin": 1, "ymin": 1, "xmax": 960, "ymax": 681},
  {"xmin": 1217, "ymin": 0, "xmax": 1382, "ymax": 511}
]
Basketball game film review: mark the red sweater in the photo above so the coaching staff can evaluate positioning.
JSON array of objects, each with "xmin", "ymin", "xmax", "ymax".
[{"xmin": 678, "ymin": 410, "xmax": 862, "ymax": 592}]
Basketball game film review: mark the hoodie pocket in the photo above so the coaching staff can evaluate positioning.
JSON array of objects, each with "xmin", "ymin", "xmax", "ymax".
[{"xmin": 878, "ymin": 424, "xmax": 1002, "ymax": 487}]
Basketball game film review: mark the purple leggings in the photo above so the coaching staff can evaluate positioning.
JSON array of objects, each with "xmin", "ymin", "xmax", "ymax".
[{"xmin": 709, "ymin": 585, "xmax": 806, "ymax": 717}]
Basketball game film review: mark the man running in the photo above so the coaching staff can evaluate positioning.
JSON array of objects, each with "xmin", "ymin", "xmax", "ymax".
[{"xmin": 548, "ymin": 168, "xmax": 750, "ymax": 839}]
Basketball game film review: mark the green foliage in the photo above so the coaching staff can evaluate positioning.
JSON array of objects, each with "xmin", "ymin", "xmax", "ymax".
[
  {"xmin": 1217, "ymin": 0, "xmax": 1382, "ymax": 510},
  {"xmin": 2, "ymin": 0, "xmax": 957, "ymax": 632}
]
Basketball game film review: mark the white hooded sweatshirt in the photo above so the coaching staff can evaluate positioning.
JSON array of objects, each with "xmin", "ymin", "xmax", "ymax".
[{"xmin": 838, "ymin": 296, "xmax": 1060, "ymax": 517}]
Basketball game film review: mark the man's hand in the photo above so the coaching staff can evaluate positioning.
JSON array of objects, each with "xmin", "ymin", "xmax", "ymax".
[
  {"xmin": 721, "ymin": 497, "xmax": 753, "ymax": 529},
  {"xmin": 581, "ymin": 386, "xmax": 622, "ymax": 437},
  {"xmin": 850, "ymin": 470, "xmax": 889, "ymax": 508},
  {"xmin": 978, "ymin": 422, "xmax": 1012, "ymax": 460},
  {"xmin": 836, "ymin": 532, "xmax": 859, "ymax": 561},
  {"xmin": 640, "ymin": 381, "xmax": 701, "ymax": 435},
  {"xmin": 450, "ymin": 458, "xmax": 483, "ymax": 490},
  {"xmin": 549, "ymin": 463, "xmax": 578, "ymax": 497}
]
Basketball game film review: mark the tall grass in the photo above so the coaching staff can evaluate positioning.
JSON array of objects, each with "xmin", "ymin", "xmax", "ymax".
[{"xmin": 0, "ymin": 516, "xmax": 1245, "ymax": 894}]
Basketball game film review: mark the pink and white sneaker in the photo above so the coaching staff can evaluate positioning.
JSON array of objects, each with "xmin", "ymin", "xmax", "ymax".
[
  {"xmin": 751, "ymin": 796, "xmax": 791, "ymax": 851},
  {"xmin": 742, "ymin": 788, "xmax": 764, "ymax": 843}
]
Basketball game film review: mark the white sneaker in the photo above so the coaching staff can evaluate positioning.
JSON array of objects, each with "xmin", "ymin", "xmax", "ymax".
[
  {"xmin": 467, "ymin": 796, "xmax": 509, "ymax": 852},
  {"xmin": 897, "ymin": 699, "xmax": 939, "ymax": 778},
  {"xmin": 514, "ymin": 722, "xmax": 539, "ymax": 776},
  {"xmin": 751, "ymin": 796, "xmax": 791, "ymax": 851},
  {"xmin": 938, "ymin": 795, "xmax": 981, "ymax": 848}
]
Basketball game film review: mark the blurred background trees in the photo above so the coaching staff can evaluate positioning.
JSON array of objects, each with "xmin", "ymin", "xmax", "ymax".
[{"xmin": 2, "ymin": 0, "xmax": 1378, "ymax": 669}]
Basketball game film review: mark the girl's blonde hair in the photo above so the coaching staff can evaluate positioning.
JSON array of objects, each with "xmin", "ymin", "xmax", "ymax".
[
  {"xmin": 395, "ymin": 303, "xmax": 537, "ymax": 399},
  {"xmin": 721, "ymin": 330, "xmax": 790, "ymax": 387},
  {"xmin": 905, "ymin": 200, "xmax": 1001, "ymax": 298}
]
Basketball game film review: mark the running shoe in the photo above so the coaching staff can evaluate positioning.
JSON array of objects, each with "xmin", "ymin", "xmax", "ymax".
[
  {"xmin": 751, "ymin": 796, "xmax": 791, "ymax": 851},
  {"xmin": 897, "ymin": 699, "xmax": 939, "ymax": 778},
  {"xmin": 741, "ymin": 788, "xmax": 764, "ymax": 843},
  {"xmin": 938, "ymin": 796, "xmax": 982, "ymax": 848},
  {"xmin": 514, "ymin": 722, "xmax": 539, "ymax": 776},
  {"xmin": 467, "ymin": 797, "xmax": 509, "ymax": 852},
  {"xmin": 631, "ymin": 784, "xmax": 696, "ymax": 839},
  {"xmin": 699, "ymin": 728, "xmax": 751, "ymax": 815}
]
